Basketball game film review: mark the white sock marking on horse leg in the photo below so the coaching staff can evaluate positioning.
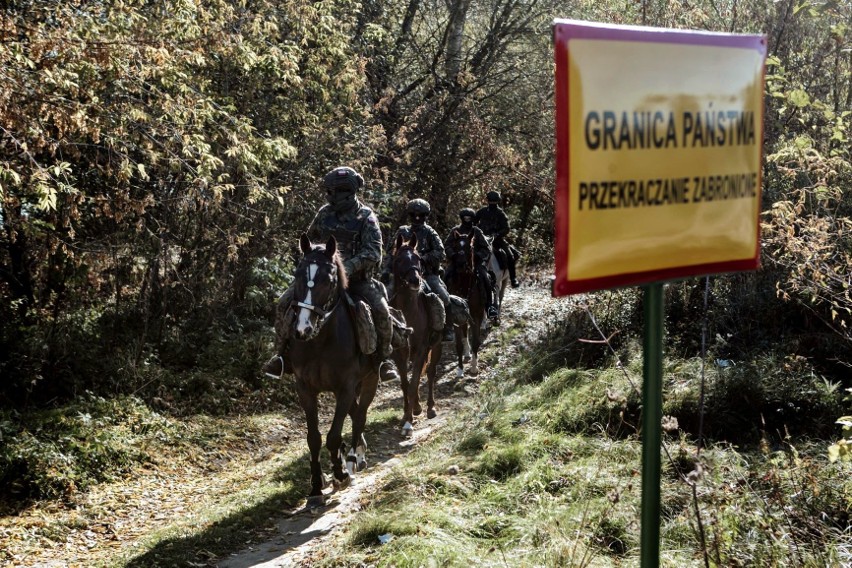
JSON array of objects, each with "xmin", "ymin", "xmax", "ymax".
[
  {"xmin": 355, "ymin": 443, "xmax": 367, "ymax": 471},
  {"xmin": 346, "ymin": 447, "xmax": 357, "ymax": 475},
  {"xmin": 401, "ymin": 421, "xmax": 413, "ymax": 437}
]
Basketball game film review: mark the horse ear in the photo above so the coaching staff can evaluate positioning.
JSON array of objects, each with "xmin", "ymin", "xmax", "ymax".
[
  {"xmin": 394, "ymin": 233, "xmax": 404, "ymax": 251},
  {"xmin": 300, "ymin": 233, "xmax": 311, "ymax": 254},
  {"xmin": 325, "ymin": 235, "xmax": 337, "ymax": 258},
  {"xmin": 408, "ymin": 232, "xmax": 418, "ymax": 249}
]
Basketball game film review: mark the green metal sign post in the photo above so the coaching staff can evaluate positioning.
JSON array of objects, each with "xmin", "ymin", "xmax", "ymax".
[{"xmin": 641, "ymin": 282, "xmax": 664, "ymax": 567}]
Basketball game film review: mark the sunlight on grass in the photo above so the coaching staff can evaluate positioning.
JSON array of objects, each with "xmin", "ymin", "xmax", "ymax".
[{"xmin": 312, "ymin": 336, "xmax": 852, "ymax": 568}]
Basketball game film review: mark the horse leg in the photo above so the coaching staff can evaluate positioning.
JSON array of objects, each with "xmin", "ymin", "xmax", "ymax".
[
  {"xmin": 469, "ymin": 316, "xmax": 481, "ymax": 376},
  {"xmin": 426, "ymin": 342, "xmax": 442, "ymax": 419},
  {"xmin": 298, "ymin": 390, "xmax": 326, "ymax": 506},
  {"xmin": 346, "ymin": 401, "xmax": 369, "ymax": 474},
  {"xmin": 409, "ymin": 350, "xmax": 426, "ymax": 418},
  {"xmin": 454, "ymin": 323, "xmax": 467, "ymax": 377},
  {"xmin": 326, "ymin": 388, "xmax": 353, "ymax": 491},
  {"xmin": 395, "ymin": 349, "xmax": 414, "ymax": 437},
  {"xmin": 347, "ymin": 369, "xmax": 378, "ymax": 473}
]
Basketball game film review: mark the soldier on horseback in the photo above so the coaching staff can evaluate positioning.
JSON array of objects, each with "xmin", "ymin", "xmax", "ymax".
[
  {"xmin": 445, "ymin": 208, "xmax": 499, "ymax": 322},
  {"xmin": 476, "ymin": 190, "xmax": 520, "ymax": 288},
  {"xmin": 262, "ymin": 166, "xmax": 397, "ymax": 378},
  {"xmin": 382, "ymin": 198, "xmax": 454, "ymax": 341}
]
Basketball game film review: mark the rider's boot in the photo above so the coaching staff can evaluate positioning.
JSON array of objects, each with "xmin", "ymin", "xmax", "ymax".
[
  {"xmin": 508, "ymin": 254, "xmax": 520, "ymax": 288},
  {"xmin": 443, "ymin": 324, "xmax": 455, "ymax": 342},
  {"xmin": 487, "ymin": 305, "xmax": 499, "ymax": 322},
  {"xmin": 374, "ymin": 307, "xmax": 401, "ymax": 379}
]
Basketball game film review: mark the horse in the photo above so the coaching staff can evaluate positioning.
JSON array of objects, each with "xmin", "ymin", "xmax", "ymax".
[
  {"xmin": 445, "ymin": 229, "xmax": 485, "ymax": 378},
  {"xmin": 287, "ymin": 233, "xmax": 381, "ymax": 507},
  {"xmin": 485, "ymin": 235, "xmax": 511, "ymax": 325},
  {"xmin": 388, "ymin": 233, "xmax": 443, "ymax": 437}
]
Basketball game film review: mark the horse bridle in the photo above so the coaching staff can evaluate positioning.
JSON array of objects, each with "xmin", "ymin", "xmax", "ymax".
[
  {"xmin": 393, "ymin": 245, "xmax": 424, "ymax": 296},
  {"xmin": 293, "ymin": 257, "xmax": 340, "ymax": 340}
]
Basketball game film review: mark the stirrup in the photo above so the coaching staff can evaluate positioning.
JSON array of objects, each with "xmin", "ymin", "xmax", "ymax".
[
  {"xmin": 262, "ymin": 355, "xmax": 285, "ymax": 379},
  {"xmin": 380, "ymin": 360, "xmax": 400, "ymax": 382}
]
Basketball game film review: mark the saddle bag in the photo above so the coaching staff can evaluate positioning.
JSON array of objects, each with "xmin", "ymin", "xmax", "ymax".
[
  {"xmin": 354, "ymin": 299, "xmax": 378, "ymax": 355},
  {"xmin": 447, "ymin": 295, "xmax": 472, "ymax": 326},
  {"xmin": 389, "ymin": 306, "xmax": 410, "ymax": 349},
  {"xmin": 424, "ymin": 292, "xmax": 446, "ymax": 332}
]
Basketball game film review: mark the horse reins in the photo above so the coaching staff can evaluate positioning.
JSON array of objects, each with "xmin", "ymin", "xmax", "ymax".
[
  {"xmin": 389, "ymin": 246, "xmax": 423, "ymax": 301},
  {"xmin": 294, "ymin": 258, "xmax": 341, "ymax": 339}
]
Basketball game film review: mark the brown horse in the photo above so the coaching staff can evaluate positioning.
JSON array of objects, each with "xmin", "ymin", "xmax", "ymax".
[
  {"xmin": 287, "ymin": 234, "xmax": 381, "ymax": 506},
  {"xmin": 445, "ymin": 229, "xmax": 485, "ymax": 377},
  {"xmin": 388, "ymin": 233, "xmax": 443, "ymax": 437}
]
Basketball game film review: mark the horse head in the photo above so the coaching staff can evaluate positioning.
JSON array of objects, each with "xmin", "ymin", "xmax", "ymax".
[
  {"xmin": 392, "ymin": 232, "xmax": 423, "ymax": 292},
  {"xmin": 449, "ymin": 230, "xmax": 475, "ymax": 275},
  {"xmin": 292, "ymin": 233, "xmax": 346, "ymax": 340}
]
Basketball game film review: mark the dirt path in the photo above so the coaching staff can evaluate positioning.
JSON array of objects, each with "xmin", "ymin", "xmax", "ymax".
[
  {"xmin": 1, "ymin": 276, "xmax": 572, "ymax": 568},
  {"xmin": 216, "ymin": 276, "xmax": 571, "ymax": 567}
]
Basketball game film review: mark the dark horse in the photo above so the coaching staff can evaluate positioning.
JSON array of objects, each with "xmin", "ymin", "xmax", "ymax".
[
  {"xmin": 388, "ymin": 233, "xmax": 443, "ymax": 437},
  {"xmin": 445, "ymin": 229, "xmax": 485, "ymax": 377},
  {"xmin": 288, "ymin": 234, "xmax": 381, "ymax": 506}
]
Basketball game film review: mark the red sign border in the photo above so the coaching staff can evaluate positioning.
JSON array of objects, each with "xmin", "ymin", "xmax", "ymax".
[{"xmin": 553, "ymin": 20, "xmax": 768, "ymax": 297}]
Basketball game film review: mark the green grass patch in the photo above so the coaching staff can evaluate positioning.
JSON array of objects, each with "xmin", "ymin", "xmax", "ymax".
[{"xmin": 312, "ymin": 316, "xmax": 852, "ymax": 567}]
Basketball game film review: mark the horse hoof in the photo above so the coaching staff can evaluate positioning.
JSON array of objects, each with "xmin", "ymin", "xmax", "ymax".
[
  {"xmin": 307, "ymin": 494, "xmax": 326, "ymax": 508},
  {"xmin": 413, "ymin": 404, "xmax": 423, "ymax": 416},
  {"xmin": 455, "ymin": 367, "xmax": 464, "ymax": 378},
  {"xmin": 401, "ymin": 421, "xmax": 413, "ymax": 437},
  {"xmin": 357, "ymin": 458, "xmax": 368, "ymax": 472},
  {"xmin": 333, "ymin": 472, "xmax": 352, "ymax": 491},
  {"xmin": 427, "ymin": 408, "xmax": 437, "ymax": 419},
  {"xmin": 463, "ymin": 355, "xmax": 472, "ymax": 363}
]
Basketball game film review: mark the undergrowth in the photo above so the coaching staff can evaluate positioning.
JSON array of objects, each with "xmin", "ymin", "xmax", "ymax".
[{"xmin": 312, "ymin": 288, "xmax": 852, "ymax": 567}]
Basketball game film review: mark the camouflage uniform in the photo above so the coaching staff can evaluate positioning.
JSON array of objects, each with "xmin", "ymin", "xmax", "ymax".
[
  {"xmin": 383, "ymin": 198, "xmax": 451, "ymax": 337},
  {"xmin": 383, "ymin": 223, "xmax": 451, "ymax": 308},
  {"xmin": 266, "ymin": 167, "xmax": 394, "ymax": 378},
  {"xmin": 476, "ymin": 191, "xmax": 519, "ymax": 287},
  {"xmin": 444, "ymin": 216, "xmax": 498, "ymax": 318}
]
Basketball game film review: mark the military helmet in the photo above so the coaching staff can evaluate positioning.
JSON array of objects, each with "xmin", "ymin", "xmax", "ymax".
[
  {"xmin": 322, "ymin": 166, "xmax": 364, "ymax": 193},
  {"xmin": 486, "ymin": 190, "xmax": 501, "ymax": 203},
  {"xmin": 406, "ymin": 198, "xmax": 431, "ymax": 216},
  {"xmin": 459, "ymin": 207, "xmax": 476, "ymax": 220}
]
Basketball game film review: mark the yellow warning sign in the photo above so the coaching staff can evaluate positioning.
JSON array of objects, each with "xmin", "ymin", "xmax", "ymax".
[{"xmin": 553, "ymin": 21, "xmax": 766, "ymax": 296}]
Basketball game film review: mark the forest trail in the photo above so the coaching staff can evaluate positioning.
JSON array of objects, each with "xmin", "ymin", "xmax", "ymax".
[
  {"xmin": 5, "ymin": 274, "xmax": 574, "ymax": 568},
  {"xmin": 216, "ymin": 275, "xmax": 571, "ymax": 567}
]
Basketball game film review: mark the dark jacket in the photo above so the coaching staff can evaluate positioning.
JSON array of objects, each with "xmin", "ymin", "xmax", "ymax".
[
  {"xmin": 384, "ymin": 223, "xmax": 445, "ymax": 276},
  {"xmin": 445, "ymin": 224, "xmax": 491, "ymax": 265},
  {"xmin": 307, "ymin": 200, "xmax": 382, "ymax": 281},
  {"xmin": 475, "ymin": 204, "xmax": 510, "ymax": 238}
]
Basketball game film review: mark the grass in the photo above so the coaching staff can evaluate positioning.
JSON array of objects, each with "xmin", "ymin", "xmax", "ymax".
[
  {"xmin": 3, "ymin": 286, "xmax": 851, "ymax": 567},
  {"xmin": 310, "ymin": 338, "xmax": 852, "ymax": 568}
]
